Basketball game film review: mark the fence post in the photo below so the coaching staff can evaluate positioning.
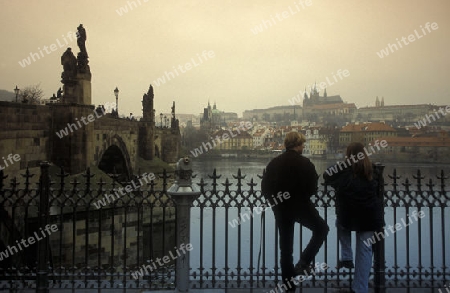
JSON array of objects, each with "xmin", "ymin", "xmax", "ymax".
[
  {"xmin": 167, "ymin": 157, "xmax": 201, "ymax": 292},
  {"xmin": 36, "ymin": 162, "xmax": 50, "ymax": 293},
  {"xmin": 373, "ymin": 163, "xmax": 386, "ymax": 293}
]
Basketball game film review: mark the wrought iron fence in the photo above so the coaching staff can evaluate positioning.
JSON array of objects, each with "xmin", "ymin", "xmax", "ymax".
[{"xmin": 0, "ymin": 162, "xmax": 449, "ymax": 292}]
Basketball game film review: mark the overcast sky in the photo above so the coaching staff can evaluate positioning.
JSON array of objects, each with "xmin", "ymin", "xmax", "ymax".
[{"xmin": 1, "ymin": 0, "xmax": 449, "ymax": 117}]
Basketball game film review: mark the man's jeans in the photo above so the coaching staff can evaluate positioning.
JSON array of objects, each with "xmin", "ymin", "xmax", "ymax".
[
  {"xmin": 337, "ymin": 223, "xmax": 374, "ymax": 293},
  {"xmin": 274, "ymin": 203, "xmax": 329, "ymax": 289}
]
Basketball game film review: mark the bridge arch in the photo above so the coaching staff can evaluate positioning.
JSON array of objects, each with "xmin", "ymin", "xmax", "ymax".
[{"xmin": 97, "ymin": 134, "xmax": 133, "ymax": 182}]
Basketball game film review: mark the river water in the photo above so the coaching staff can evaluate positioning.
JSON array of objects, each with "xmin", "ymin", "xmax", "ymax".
[
  {"xmin": 191, "ymin": 156, "xmax": 450, "ymax": 190},
  {"xmin": 188, "ymin": 157, "xmax": 450, "ymax": 278}
]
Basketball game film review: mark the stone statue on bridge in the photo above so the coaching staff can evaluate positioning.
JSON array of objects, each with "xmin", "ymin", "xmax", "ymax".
[
  {"xmin": 61, "ymin": 48, "xmax": 77, "ymax": 81},
  {"xmin": 76, "ymin": 24, "xmax": 87, "ymax": 54},
  {"xmin": 171, "ymin": 101, "xmax": 179, "ymax": 130},
  {"xmin": 76, "ymin": 24, "xmax": 89, "ymax": 73}
]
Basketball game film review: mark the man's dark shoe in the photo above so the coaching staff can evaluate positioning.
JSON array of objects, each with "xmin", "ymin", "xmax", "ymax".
[
  {"xmin": 294, "ymin": 262, "xmax": 315, "ymax": 276},
  {"xmin": 337, "ymin": 260, "xmax": 354, "ymax": 269}
]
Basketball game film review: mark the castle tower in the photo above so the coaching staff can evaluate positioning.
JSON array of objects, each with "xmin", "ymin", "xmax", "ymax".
[
  {"xmin": 381, "ymin": 96, "xmax": 385, "ymax": 107},
  {"xmin": 313, "ymin": 82, "xmax": 319, "ymax": 96},
  {"xmin": 376, "ymin": 96, "xmax": 380, "ymax": 107}
]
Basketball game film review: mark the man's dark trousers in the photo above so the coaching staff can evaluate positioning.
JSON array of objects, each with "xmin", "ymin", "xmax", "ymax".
[{"xmin": 273, "ymin": 202, "xmax": 329, "ymax": 287}]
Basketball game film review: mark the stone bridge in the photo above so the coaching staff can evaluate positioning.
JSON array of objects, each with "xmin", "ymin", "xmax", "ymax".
[
  {"xmin": 0, "ymin": 24, "xmax": 180, "ymax": 180},
  {"xmin": 0, "ymin": 99, "xmax": 180, "ymax": 181}
]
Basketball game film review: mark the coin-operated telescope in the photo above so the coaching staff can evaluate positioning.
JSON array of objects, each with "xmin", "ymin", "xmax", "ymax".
[{"xmin": 167, "ymin": 157, "xmax": 201, "ymax": 292}]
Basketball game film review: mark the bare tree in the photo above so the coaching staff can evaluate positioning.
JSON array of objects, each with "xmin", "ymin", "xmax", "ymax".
[{"xmin": 20, "ymin": 84, "xmax": 44, "ymax": 104}]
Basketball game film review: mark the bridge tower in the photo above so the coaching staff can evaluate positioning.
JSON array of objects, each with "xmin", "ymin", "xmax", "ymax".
[{"xmin": 139, "ymin": 85, "xmax": 155, "ymax": 160}]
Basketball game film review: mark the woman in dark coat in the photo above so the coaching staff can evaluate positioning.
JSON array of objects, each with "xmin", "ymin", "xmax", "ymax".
[{"xmin": 323, "ymin": 142, "xmax": 384, "ymax": 293}]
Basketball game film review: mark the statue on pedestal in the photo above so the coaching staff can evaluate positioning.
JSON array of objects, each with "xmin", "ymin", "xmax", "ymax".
[
  {"xmin": 76, "ymin": 24, "xmax": 87, "ymax": 54},
  {"xmin": 76, "ymin": 24, "xmax": 89, "ymax": 73},
  {"xmin": 61, "ymin": 48, "xmax": 77, "ymax": 82}
]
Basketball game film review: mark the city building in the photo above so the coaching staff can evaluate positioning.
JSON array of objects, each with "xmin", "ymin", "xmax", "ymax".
[
  {"xmin": 304, "ymin": 127, "xmax": 327, "ymax": 157},
  {"xmin": 339, "ymin": 122, "xmax": 397, "ymax": 147},
  {"xmin": 210, "ymin": 129, "xmax": 252, "ymax": 151},
  {"xmin": 302, "ymin": 85, "xmax": 356, "ymax": 125},
  {"xmin": 200, "ymin": 101, "xmax": 238, "ymax": 132}
]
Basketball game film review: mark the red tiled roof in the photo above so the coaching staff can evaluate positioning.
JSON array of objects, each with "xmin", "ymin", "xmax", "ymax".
[
  {"xmin": 341, "ymin": 122, "xmax": 396, "ymax": 132},
  {"xmin": 371, "ymin": 136, "xmax": 450, "ymax": 147}
]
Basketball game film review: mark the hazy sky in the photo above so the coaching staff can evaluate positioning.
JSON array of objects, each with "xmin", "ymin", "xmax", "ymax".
[{"xmin": 1, "ymin": 0, "xmax": 449, "ymax": 117}]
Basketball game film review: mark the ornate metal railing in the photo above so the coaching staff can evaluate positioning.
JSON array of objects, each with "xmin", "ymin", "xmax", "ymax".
[{"xmin": 0, "ymin": 162, "xmax": 448, "ymax": 292}]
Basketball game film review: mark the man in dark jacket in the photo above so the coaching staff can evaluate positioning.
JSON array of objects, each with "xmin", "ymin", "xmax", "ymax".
[{"xmin": 262, "ymin": 132, "xmax": 329, "ymax": 292}]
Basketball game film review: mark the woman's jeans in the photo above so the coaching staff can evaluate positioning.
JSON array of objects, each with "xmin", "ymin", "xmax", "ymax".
[{"xmin": 337, "ymin": 222, "xmax": 374, "ymax": 293}]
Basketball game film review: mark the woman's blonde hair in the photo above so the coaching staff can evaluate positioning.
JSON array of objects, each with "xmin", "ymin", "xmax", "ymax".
[
  {"xmin": 284, "ymin": 132, "xmax": 306, "ymax": 150},
  {"xmin": 346, "ymin": 142, "xmax": 373, "ymax": 180}
]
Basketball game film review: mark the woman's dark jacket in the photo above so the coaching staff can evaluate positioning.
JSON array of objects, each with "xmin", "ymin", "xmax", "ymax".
[{"xmin": 323, "ymin": 165, "xmax": 384, "ymax": 232}]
